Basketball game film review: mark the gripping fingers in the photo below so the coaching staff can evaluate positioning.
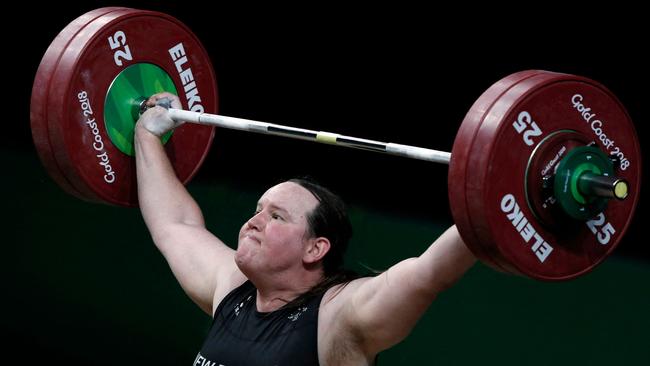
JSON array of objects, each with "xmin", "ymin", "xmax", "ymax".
[
  {"xmin": 138, "ymin": 105, "xmax": 184, "ymax": 137},
  {"xmin": 145, "ymin": 92, "xmax": 182, "ymax": 109}
]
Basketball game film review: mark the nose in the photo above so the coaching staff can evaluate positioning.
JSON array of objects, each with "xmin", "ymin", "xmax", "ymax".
[{"xmin": 246, "ymin": 211, "xmax": 265, "ymax": 231}]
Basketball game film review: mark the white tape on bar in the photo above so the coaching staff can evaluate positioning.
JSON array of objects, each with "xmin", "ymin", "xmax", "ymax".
[
  {"xmin": 169, "ymin": 109, "xmax": 268, "ymax": 132},
  {"xmin": 386, "ymin": 143, "xmax": 451, "ymax": 163}
]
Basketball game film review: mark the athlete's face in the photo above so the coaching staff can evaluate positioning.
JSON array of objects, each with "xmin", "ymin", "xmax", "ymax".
[{"xmin": 236, "ymin": 182, "xmax": 319, "ymax": 275}]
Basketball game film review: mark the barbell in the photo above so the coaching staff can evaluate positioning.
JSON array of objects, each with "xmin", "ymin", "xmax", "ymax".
[{"xmin": 30, "ymin": 7, "xmax": 641, "ymax": 281}]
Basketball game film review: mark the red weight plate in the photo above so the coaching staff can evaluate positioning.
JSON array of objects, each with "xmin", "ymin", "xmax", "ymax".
[
  {"xmin": 30, "ymin": 7, "xmax": 127, "ymax": 200},
  {"xmin": 449, "ymin": 70, "xmax": 545, "ymax": 273},
  {"xmin": 45, "ymin": 8, "xmax": 217, "ymax": 206},
  {"xmin": 465, "ymin": 71, "xmax": 640, "ymax": 280}
]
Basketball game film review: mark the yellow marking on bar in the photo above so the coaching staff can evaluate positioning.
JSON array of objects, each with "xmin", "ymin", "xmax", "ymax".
[{"xmin": 316, "ymin": 132, "xmax": 338, "ymax": 144}]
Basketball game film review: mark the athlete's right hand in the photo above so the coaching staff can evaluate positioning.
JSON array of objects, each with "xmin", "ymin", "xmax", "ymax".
[{"xmin": 136, "ymin": 92, "xmax": 184, "ymax": 137}]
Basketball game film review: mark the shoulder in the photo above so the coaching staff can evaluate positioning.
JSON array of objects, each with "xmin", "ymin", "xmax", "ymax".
[
  {"xmin": 317, "ymin": 277, "xmax": 376, "ymax": 364},
  {"xmin": 212, "ymin": 276, "xmax": 251, "ymax": 316},
  {"xmin": 318, "ymin": 276, "xmax": 372, "ymax": 335},
  {"xmin": 321, "ymin": 276, "xmax": 371, "ymax": 309}
]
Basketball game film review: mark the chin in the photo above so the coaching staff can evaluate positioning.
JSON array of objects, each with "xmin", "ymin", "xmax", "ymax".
[{"xmin": 234, "ymin": 250, "xmax": 253, "ymax": 276}]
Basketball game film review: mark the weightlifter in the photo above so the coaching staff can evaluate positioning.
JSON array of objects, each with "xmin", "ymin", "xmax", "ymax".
[{"xmin": 134, "ymin": 92, "xmax": 476, "ymax": 365}]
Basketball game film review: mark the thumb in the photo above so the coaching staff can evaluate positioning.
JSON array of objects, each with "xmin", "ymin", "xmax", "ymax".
[{"xmin": 137, "ymin": 106, "xmax": 180, "ymax": 137}]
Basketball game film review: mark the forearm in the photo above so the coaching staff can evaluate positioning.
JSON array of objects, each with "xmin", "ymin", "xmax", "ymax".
[
  {"xmin": 343, "ymin": 225, "xmax": 477, "ymax": 354},
  {"xmin": 418, "ymin": 225, "xmax": 476, "ymax": 295},
  {"xmin": 134, "ymin": 125, "xmax": 205, "ymax": 231}
]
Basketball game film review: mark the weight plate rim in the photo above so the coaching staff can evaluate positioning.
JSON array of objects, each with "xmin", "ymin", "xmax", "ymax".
[
  {"xmin": 30, "ymin": 7, "xmax": 132, "ymax": 201},
  {"xmin": 46, "ymin": 8, "xmax": 142, "ymax": 204},
  {"xmin": 449, "ymin": 70, "xmax": 547, "ymax": 273},
  {"xmin": 467, "ymin": 72, "xmax": 580, "ymax": 279}
]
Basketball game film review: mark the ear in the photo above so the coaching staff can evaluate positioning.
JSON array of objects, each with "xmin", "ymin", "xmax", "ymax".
[{"xmin": 303, "ymin": 237, "xmax": 331, "ymax": 264}]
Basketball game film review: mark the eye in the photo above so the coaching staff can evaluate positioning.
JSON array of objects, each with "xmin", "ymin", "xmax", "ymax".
[{"xmin": 271, "ymin": 213, "xmax": 284, "ymax": 220}]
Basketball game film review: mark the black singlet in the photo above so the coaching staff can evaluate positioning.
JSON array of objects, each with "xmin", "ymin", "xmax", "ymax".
[{"xmin": 194, "ymin": 281, "xmax": 324, "ymax": 366}]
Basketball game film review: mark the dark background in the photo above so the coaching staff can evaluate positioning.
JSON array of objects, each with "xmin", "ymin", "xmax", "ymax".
[
  {"xmin": 4, "ymin": 1, "xmax": 649, "ymax": 365},
  {"xmin": 13, "ymin": 1, "xmax": 648, "ymax": 258}
]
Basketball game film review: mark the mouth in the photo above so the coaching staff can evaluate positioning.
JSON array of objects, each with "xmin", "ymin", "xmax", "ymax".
[{"xmin": 243, "ymin": 233, "xmax": 261, "ymax": 244}]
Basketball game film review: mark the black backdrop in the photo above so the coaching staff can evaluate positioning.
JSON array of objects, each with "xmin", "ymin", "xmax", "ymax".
[
  {"xmin": 14, "ymin": 1, "xmax": 648, "ymax": 260},
  {"xmin": 4, "ymin": 2, "xmax": 649, "ymax": 365}
]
